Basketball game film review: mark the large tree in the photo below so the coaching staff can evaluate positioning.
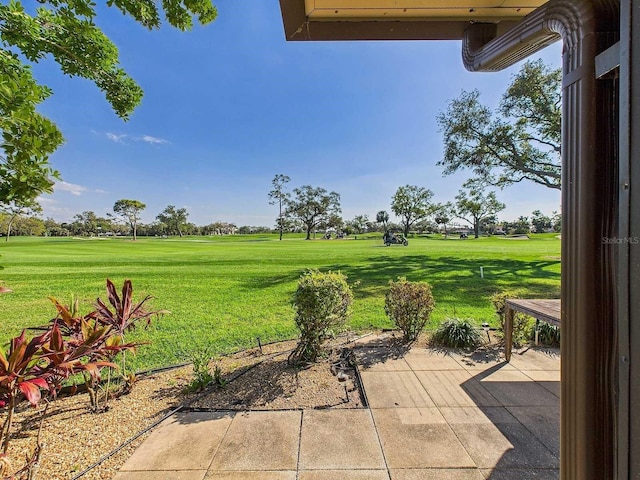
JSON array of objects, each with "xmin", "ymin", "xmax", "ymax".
[
  {"xmin": 268, "ymin": 174, "xmax": 290, "ymax": 241},
  {"xmin": 156, "ymin": 205, "xmax": 189, "ymax": 237},
  {"xmin": 113, "ymin": 199, "xmax": 145, "ymax": 241},
  {"xmin": 438, "ymin": 59, "xmax": 561, "ymax": 190},
  {"xmin": 453, "ymin": 187, "xmax": 506, "ymax": 239},
  {"xmin": 286, "ymin": 186, "xmax": 341, "ymax": 240},
  {"xmin": 0, "ymin": 0, "xmax": 217, "ymax": 209},
  {"xmin": 348, "ymin": 214, "xmax": 369, "ymax": 235},
  {"xmin": 432, "ymin": 202, "xmax": 453, "ymax": 238},
  {"xmin": 391, "ymin": 185, "xmax": 435, "ymax": 236}
]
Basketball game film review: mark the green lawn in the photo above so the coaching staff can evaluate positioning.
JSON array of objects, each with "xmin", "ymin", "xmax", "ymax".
[{"xmin": 0, "ymin": 234, "xmax": 560, "ymax": 371}]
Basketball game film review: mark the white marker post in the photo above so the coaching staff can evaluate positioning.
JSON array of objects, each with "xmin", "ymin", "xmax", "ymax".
[{"xmin": 480, "ymin": 266, "xmax": 484, "ymax": 279}]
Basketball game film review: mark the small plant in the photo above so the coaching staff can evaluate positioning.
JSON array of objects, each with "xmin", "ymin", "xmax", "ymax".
[
  {"xmin": 431, "ymin": 318, "xmax": 481, "ymax": 349},
  {"xmin": 384, "ymin": 277, "xmax": 435, "ymax": 342},
  {"xmin": 288, "ymin": 270, "xmax": 353, "ymax": 365},
  {"xmin": 185, "ymin": 345, "xmax": 215, "ymax": 392},
  {"xmin": 537, "ymin": 322, "xmax": 561, "ymax": 347}
]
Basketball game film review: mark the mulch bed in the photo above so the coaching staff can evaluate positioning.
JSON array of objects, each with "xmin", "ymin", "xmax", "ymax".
[{"xmin": 2, "ymin": 334, "xmax": 367, "ymax": 480}]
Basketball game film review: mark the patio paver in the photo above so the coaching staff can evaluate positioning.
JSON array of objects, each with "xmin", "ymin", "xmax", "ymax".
[
  {"xmin": 204, "ymin": 472, "xmax": 296, "ymax": 479},
  {"xmin": 415, "ymin": 370, "xmax": 501, "ymax": 407},
  {"xmin": 477, "ymin": 370, "xmax": 560, "ymax": 406},
  {"xmin": 360, "ymin": 371, "xmax": 435, "ymax": 408},
  {"xmin": 371, "ymin": 407, "xmax": 476, "ymax": 469},
  {"xmin": 390, "ymin": 469, "xmax": 485, "ymax": 480},
  {"xmin": 113, "ymin": 471, "xmax": 207, "ymax": 480},
  {"xmin": 208, "ymin": 410, "xmax": 301, "ymax": 471},
  {"xmin": 299, "ymin": 409, "xmax": 386, "ymax": 470},
  {"xmin": 450, "ymin": 422, "xmax": 559, "ymax": 469},
  {"xmin": 403, "ymin": 350, "xmax": 464, "ymax": 371},
  {"xmin": 118, "ymin": 411, "xmax": 232, "ymax": 471},
  {"xmin": 299, "ymin": 470, "xmax": 390, "ymax": 480}
]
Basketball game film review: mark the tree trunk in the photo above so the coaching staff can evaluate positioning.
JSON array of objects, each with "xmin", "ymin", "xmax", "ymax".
[
  {"xmin": 474, "ymin": 218, "xmax": 480, "ymax": 239},
  {"xmin": 5, "ymin": 215, "xmax": 16, "ymax": 242},
  {"xmin": 305, "ymin": 226, "xmax": 311, "ymax": 240}
]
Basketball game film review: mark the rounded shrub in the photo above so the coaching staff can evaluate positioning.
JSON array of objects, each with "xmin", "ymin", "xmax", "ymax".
[
  {"xmin": 431, "ymin": 318, "xmax": 481, "ymax": 349},
  {"xmin": 384, "ymin": 277, "xmax": 435, "ymax": 342},
  {"xmin": 491, "ymin": 289, "xmax": 535, "ymax": 347},
  {"xmin": 288, "ymin": 269, "xmax": 353, "ymax": 365}
]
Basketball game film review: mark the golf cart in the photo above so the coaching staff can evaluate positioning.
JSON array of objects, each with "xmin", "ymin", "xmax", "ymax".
[{"xmin": 383, "ymin": 231, "xmax": 408, "ymax": 246}]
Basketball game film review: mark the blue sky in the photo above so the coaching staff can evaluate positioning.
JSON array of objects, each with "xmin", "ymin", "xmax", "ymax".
[{"xmin": 34, "ymin": 1, "xmax": 562, "ymax": 227}]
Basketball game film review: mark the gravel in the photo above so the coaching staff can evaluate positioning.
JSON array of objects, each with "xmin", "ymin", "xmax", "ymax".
[{"xmin": 2, "ymin": 335, "xmax": 366, "ymax": 479}]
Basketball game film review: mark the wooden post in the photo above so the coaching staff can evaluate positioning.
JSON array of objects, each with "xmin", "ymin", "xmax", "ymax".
[{"xmin": 504, "ymin": 306, "xmax": 514, "ymax": 362}]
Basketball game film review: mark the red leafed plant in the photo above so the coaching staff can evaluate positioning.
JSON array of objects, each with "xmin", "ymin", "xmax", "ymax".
[
  {"xmin": 91, "ymin": 279, "xmax": 165, "ymax": 391},
  {"xmin": 0, "ymin": 279, "xmax": 163, "ymax": 478},
  {"xmin": 0, "ymin": 324, "xmax": 117, "ymax": 455}
]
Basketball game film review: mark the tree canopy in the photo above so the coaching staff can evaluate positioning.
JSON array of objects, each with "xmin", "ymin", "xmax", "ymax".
[
  {"xmin": 390, "ymin": 185, "xmax": 434, "ymax": 236},
  {"xmin": 286, "ymin": 185, "xmax": 341, "ymax": 240},
  {"xmin": 113, "ymin": 199, "xmax": 145, "ymax": 241},
  {"xmin": 376, "ymin": 210, "xmax": 389, "ymax": 230},
  {"xmin": 437, "ymin": 59, "xmax": 561, "ymax": 190},
  {"xmin": 0, "ymin": 0, "xmax": 217, "ymax": 208},
  {"xmin": 156, "ymin": 205, "xmax": 189, "ymax": 237},
  {"xmin": 453, "ymin": 186, "xmax": 505, "ymax": 238}
]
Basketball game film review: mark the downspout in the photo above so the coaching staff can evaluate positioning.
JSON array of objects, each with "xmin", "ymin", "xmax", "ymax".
[{"xmin": 461, "ymin": 2, "xmax": 620, "ymax": 479}]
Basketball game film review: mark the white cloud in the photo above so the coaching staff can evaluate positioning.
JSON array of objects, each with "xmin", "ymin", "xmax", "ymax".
[
  {"xmin": 55, "ymin": 181, "xmax": 87, "ymax": 196},
  {"xmin": 100, "ymin": 131, "xmax": 169, "ymax": 146},
  {"xmin": 140, "ymin": 135, "xmax": 169, "ymax": 145},
  {"xmin": 95, "ymin": 189, "xmax": 107, "ymax": 194},
  {"xmin": 106, "ymin": 133, "xmax": 127, "ymax": 143}
]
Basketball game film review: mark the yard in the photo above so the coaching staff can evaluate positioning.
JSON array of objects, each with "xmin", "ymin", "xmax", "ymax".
[{"xmin": 0, "ymin": 234, "xmax": 560, "ymax": 372}]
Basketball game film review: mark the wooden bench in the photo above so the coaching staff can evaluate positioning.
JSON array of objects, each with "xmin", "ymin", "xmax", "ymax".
[{"xmin": 504, "ymin": 299, "xmax": 561, "ymax": 361}]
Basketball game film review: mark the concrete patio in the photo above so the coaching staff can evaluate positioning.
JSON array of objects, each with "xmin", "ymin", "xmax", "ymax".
[{"xmin": 115, "ymin": 342, "xmax": 560, "ymax": 480}]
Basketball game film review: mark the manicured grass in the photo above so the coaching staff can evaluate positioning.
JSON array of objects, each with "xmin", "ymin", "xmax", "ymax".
[{"xmin": 0, "ymin": 234, "xmax": 560, "ymax": 371}]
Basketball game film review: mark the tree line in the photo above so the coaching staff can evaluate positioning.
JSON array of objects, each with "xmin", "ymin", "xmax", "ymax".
[
  {"xmin": 267, "ymin": 175, "xmax": 560, "ymax": 241},
  {"xmin": 0, "ymin": 189, "xmax": 559, "ymax": 240}
]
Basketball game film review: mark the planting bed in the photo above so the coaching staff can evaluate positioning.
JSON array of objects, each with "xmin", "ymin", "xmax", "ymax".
[{"xmin": 3, "ymin": 336, "xmax": 364, "ymax": 479}]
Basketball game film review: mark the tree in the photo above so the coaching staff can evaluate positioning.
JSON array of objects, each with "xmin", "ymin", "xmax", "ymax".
[
  {"xmin": 0, "ymin": 199, "xmax": 42, "ymax": 242},
  {"xmin": 156, "ymin": 205, "xmax": 189, "ymax": 237},
  {"xmin": 268, "ymin": 174, "xmax": 290, "ymax": 241},
  {"xmin": 0, "ymin": 199, "xmax": 40, "ymax": 240},
  {"xmin": 531, "ymin": 210, "xmax": 553, "ymax": 233},
  {"xmin": 551, "ymin": 211, "xmax": 562, "ymax": 232},
  {"xmin": 113, "ymin": 199, "xmax": 145, "ymax": 241},
  {"xmin": 286, "ymin": 186, "xmax": 341, "ymax": 240},
  {"xmin": 453, "ymin": 187, "xmax": 506, "ymax": 238},
  {"xmin": 376, "ymin": 210, "xmax": 389, "ymax": 231},
  {"xmin": 390, "ymin": 185, "xmax": 434, "ymax": 236},
  {"xmin": 433, "ymin": 202, "xmax": 452, "ymax": 238},
  {"xmin": 348, "ymin": 215, "xmax": 369, "ymax": 234},
  {"xmin": 438, "ymin": 59, "xmax": 561, "ymax": 190},
  {"xmin": 70, "ymin": 210, "xmax": 99, "ymax": 236},
  {"xmin": 0, "ymin": 0, "xmax": 217, "ymax": 209}
]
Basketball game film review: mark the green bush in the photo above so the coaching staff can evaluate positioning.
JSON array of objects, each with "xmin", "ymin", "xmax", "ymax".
[
  {"xmin": 431, "ymin": 318, "xmax": 481, "ymax": 349},
  {"xmin": 288, "ymin": 270, "xmax": 353, "ymax": 364},
  {"xmin": 491, "ymin": 289, "xmax": 535, "ymax": 348},
  {"xmin": 384, "ymin": 277, "xmax": 435, "ymax": 341}
]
